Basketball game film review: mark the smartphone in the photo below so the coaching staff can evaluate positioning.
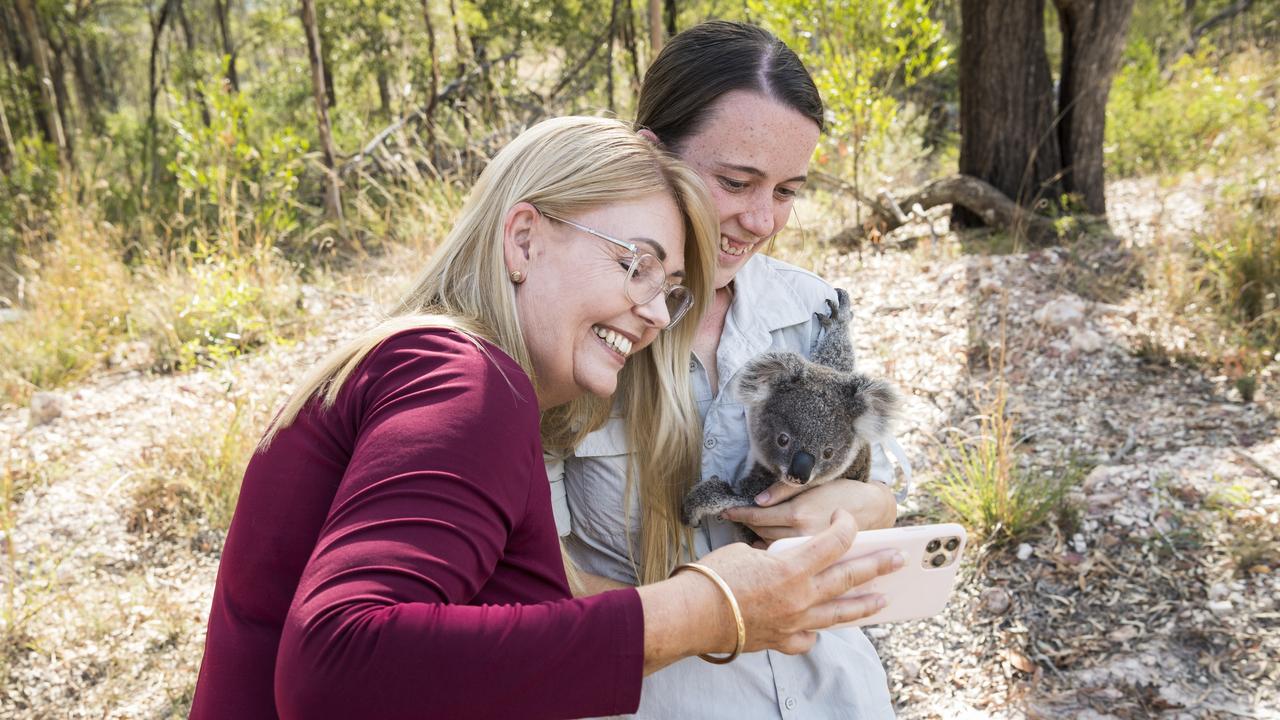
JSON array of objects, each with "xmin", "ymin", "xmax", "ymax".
[{"xmin": 768, "ymin": 522, "xmax": 967, "ymax": 627}]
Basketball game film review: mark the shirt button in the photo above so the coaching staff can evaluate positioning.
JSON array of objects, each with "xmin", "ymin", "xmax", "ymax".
[
  {"xmin": 689, "ymin": 360, "xmax": 697, "ymax": 371},
  {"xmin": 704, "ymin": 436, "xmax": 717, "ymax": 449},
  {"xmin": 785, "ymin": 698, "xmax": 797, "ymax": 710}
]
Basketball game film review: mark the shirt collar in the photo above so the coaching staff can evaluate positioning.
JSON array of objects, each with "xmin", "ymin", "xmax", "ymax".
[{"xmin": 727, "ymin": 254, "xmax": 814, "ymax": 336}]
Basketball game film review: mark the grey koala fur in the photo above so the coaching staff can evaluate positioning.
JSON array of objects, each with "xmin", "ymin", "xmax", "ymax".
[{"xmin": 680, "ymin": 288, "xmax": 900, "ymax": 541}]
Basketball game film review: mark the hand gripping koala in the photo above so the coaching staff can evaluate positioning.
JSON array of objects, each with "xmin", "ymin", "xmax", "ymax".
[{"xmin": 680, "ymin": 288, "xmax": 901, "ymax": 541}]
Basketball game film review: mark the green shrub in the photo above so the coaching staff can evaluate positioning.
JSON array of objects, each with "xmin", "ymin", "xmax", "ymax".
[{"xmin": 1106, "ymin": 44, "xmax": 1278, "ymax": 177}]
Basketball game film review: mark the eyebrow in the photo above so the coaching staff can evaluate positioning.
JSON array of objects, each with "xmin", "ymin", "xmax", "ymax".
[
  {"xmin": 628, "ymin": 237, "xmax": 685, "ymax": 278},
  {"xmin": 715, "ymin": 162, "xmax": 807, "ymax": 185}
]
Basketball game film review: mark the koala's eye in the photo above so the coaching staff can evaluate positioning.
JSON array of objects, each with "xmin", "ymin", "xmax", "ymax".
[
  {"xmin": 822, "ymin": 447, "xmax": 835, "ymax": 460},
  {"xmin": 776, "ymin": 433, "xmax": 790, "ymax": 448}
]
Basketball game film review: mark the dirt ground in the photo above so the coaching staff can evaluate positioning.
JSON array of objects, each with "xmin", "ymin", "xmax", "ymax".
[{"xmin": 1, "ymin": 176, "xmax": 1276, "ymax": 718}]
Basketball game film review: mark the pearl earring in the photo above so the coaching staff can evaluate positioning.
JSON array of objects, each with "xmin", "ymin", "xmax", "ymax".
[{"xmin": 509, "ymin": 270, "xmax": 524, "ymax": 284}]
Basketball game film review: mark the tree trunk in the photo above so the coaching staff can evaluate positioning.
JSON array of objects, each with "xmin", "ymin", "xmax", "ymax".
[
  {"xmin": 45, "ymin": 32, "xmax": 75, "ymax": 156},
  {"xmin": 213, "ymin": 0, "xmax": 239, "ymax": 90},
  {"xmin": 67, "ymin": 31, "xmax": 104, "ymax": 133},
  {"xmin": 648, "ymin": 0, "xmax": 662, "ymax": 56},
  {"xmin": 14, "ymin": 0, "xmax": 69, "ymax": 164},
  {"xmin": 300, "ymin": 0, "xmax": 343, "ymax": 222},
  {"xmin": 174, "ymin": 0, "xmax": 212, "ymax": 126},
  {"xmin": 664, "ymin": 0, "xmax": 677, "ymax": 38},
  {"xmin": 317, "ymin": 3, "xmax": 337, "ymax": 109},
  {"xmin": 419, "ymin": 0, "xmax": 440, "ymax": 144},
  {"xmin": 0, "ymin": 80, "xmax": 15, "ymax": 170},
  {"xmin": 1054, "ymin": 0, "xmax": 1135, "ymax": 216},
  {"xmin": 957, "ymin": 0, "xmax": 1136, "ymax": 227},
  {"xmin": 606, "ymin": 0, "xmax": 620, "ymax": 112},
  {"xmin": 147, "ymin": 0, "xmax": 175, "ymax": 184},
  {"xmin": 623, "ymin": 0, "xmax": 641, "ymax": 90},
  {"xmin": 957, "ymin": 0, "xmax": 1062, "ymax": 225}
]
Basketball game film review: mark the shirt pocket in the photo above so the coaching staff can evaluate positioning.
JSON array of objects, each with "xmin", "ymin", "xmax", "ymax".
[{"xmin": 565, "ymin": 419, "xmax": 638, "ymax": 552}]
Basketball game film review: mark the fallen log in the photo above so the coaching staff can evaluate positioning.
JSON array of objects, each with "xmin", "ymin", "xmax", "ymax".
[{"xmin": 820, "ymin": 173, "xmax": 1063, "ymax": 248}]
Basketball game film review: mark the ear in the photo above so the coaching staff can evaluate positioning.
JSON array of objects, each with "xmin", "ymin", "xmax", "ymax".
[
  {"xmin": 846, "ymin": 375, "xmax": 901, "ymax": 439},
  {"xmin": 502, "ymin": 202, "xmax": 543, "ymax": 278},
  {"xmin": 736, "ymin": 353, "xmax": 806, "ymax": 404},
  {"xmin": 637, "ymin": 127, "xmax": 663, "ymax": 147}
]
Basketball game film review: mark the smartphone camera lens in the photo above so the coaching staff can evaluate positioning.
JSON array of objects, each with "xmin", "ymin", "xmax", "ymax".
[
  {"xmin": 926, "ymin": 539, "xmax": 941, "ymax": 553},
  {"xmin": 931, "ymin": 553, "xmax": 947, "ymax": 568},
  {"xmin": 945, "ymin": 538, "xmax": 960, "ymax": 552}
]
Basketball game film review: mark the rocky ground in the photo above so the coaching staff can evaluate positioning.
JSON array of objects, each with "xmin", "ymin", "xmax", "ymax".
[{"xmin": 1, "ymin": 176, "xmax": 1276, "ymax": 718}]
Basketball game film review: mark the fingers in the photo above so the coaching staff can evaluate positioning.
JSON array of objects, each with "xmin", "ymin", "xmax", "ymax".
[
  {"xmin": 779, "ymin": 509, "xmax": 858, "ymax": 575},
  {"xmin": 812, "ymin": 548, "xmax": 903, "ymax": 600},
  {"xmin": 803, "ymin": 593, "xmax": 886, "ymax": 631},
  {"xmin": 753, "ymin": 479, "xmax": 804, "ymax": 507}
]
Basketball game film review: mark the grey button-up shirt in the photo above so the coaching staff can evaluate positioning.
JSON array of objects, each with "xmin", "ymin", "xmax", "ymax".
[{"xmin": 552, "ymin": 255, "xmax": 902, "ymax": 719}]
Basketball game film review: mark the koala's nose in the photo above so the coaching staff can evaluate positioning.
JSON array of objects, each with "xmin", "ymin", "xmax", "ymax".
[{"xmin": 788, "ymin": 451, "xmax": 815, "ymax": 484}]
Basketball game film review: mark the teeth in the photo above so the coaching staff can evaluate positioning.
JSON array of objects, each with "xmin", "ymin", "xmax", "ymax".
[
  {"xmin": 719, "ymin": 235, "xmax": 749, "ymax": 256},
  {"xmin": 592, "ymin": 326, "xmax": 632, "ymax": 356}
]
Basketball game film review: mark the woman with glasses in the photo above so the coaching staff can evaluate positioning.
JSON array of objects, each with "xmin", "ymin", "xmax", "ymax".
[
  {"xmin": 189, "ymin": 116, "xmax": 903, "ymax": 720},
  {"xmin": 554, "ymin": 22, "xmax": 906, "ymax": 719}
]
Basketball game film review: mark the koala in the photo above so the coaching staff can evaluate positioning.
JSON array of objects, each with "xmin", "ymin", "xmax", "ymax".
[{"xmin": 680, "ymin": 288, "xmax": 900, "ymax": 541}]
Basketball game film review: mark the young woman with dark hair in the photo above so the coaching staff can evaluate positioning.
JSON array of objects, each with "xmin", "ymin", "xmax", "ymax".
[{"xmin": 553, "ymin": 21, "xmax": 907, "ymax": 719}]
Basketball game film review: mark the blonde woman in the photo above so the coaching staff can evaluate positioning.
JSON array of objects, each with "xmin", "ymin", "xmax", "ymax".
[{"xmin": 189, "ymin": 116, "xmax": 903, "ymax": 720}]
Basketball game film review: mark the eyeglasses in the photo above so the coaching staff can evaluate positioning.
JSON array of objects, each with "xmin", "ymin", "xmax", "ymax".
[{"xmin": 540, "ymin": 211, "xmax": 694, "ymax": 329}]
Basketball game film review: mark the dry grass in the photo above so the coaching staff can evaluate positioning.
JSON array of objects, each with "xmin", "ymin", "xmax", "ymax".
[
  {"xmin": 127, "ymin": 394, "xmax": 262, "ymax": 550},
  {"xmin": 0, "ymin": 198, "xmax": 308, "ymax": 407}
]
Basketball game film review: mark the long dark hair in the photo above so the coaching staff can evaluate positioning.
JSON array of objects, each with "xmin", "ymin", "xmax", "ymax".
[{"xmin": 635, "ymin": 20, "xmax": 824, "ymax": 151}]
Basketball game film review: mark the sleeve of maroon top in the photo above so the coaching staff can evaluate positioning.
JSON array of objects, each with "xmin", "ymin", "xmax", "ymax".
[{"xmin": 273, "ymin": 330, "xmax": 644, "ymax": 720}]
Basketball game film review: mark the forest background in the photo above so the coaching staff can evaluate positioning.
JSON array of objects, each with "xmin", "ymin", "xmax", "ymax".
[{"xmin": 1, "ymin": 0, "xmax": 1278, "ymax": 716}]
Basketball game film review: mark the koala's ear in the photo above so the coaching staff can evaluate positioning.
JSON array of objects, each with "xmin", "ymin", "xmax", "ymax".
[
  {"xmin": 736, "ymin": 353, "xmax": 806, "ymax": 404},
  {"xmin": 846, "ymin": 375, "xmax": 902, "ymax": 439}
]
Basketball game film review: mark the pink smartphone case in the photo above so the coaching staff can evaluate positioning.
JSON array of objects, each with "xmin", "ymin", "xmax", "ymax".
[{"xmin": 769, "ymin": 522, "xmax": 967, "ymax": 627}]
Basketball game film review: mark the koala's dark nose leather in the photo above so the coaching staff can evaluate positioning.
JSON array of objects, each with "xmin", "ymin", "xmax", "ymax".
[{"xmin": 789, "ymin": 451, "xmax": 815, "ymax": 484}]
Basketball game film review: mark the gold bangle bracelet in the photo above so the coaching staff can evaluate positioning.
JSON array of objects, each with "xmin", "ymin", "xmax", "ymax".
[{"xmin": 669, "ymin": 562, "xmax": 746, "ymax": 664}]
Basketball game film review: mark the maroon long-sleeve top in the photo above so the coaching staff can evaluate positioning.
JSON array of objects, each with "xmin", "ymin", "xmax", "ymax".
[{"xmin": 190, "ymin": 328, "xmax": 644, "ymax": 719}]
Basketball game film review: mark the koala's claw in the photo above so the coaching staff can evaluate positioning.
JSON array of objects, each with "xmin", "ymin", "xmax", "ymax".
[{"xmin": 816, "ymin": 288, "xmax": 851, "ymax": 330}]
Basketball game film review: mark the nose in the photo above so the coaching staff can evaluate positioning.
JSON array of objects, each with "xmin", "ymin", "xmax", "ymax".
[
  {"xmin": 633, "ymin": 291, "xmax": 672, "ymax": 330},
  {"xmin": 737, "ymin": 195, "xmax": 774, "ymax": 240},
  {"xmin": 788, "ymin": 451, "xmax": 815, "ymax": 484}
]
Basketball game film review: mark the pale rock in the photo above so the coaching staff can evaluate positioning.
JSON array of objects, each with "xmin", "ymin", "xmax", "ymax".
[
  {"xmin": 108, "ymin": 341, "xmax": 154, "ymax": 371},
  {"xmin": 1070, "ymin": 328, "xmax": 1105, "ymax": 354},
  {"xmin": 899, "ymin": 659, "xmax": 921, "ymax": 681},
  {"xmin": 1016, "ymin": 543, "xmax": 1033, "ymax": 560},
  {"xmin": 977, "ymin": 276, "xmax": 1002, "ymax": 296},
  {"xmin": 1033, "ymin": 293, "xmax": 1087, "ymax": 330},
  {"xmin": 1072, "ymin": 534, "xmax": 1087, "ymax": 553},
  {"xmin": 1084, "ymin": 465, "xmax": 1127, "ymax": 492},
  {"xmin": 1087, "ymin": 492, "xmax": 1124, "ymax": 511},
  {"xmin": 1208, "ymin": 583, "xmax": 1230, "ymax": 602},
  {"xmin": 1207, "ymin": 599, "xmax": 1233, "ymax": 615},
  {"xmin": 29, "ymin": 392, "xmax": 65, "ymax": 427},
  {"xmin": 979, "ymin": 587, "xmax": 1012, "ymax": 615},
  {"xmin": 1108, "ymin": 625, "xmax": 1139, "ymax": 643}
]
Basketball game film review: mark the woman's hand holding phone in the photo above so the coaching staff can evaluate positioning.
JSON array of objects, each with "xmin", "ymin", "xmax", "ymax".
[{"xmin": 691, "ymin": 510, "xmax": 905, "ymax": 655}]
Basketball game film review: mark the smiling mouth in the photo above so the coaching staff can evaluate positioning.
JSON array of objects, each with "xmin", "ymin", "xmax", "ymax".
[
  {"xmin": 719, "ymin": 235, "xmax": 755, "ymax": 257},
  {"xmin": 592, "ymin": 325, "xmax": 632, "ymax": 357}
]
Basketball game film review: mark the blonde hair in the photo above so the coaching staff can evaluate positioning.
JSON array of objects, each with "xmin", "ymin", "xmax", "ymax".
[{"xmin": 259, "ymin": 117, "xmax": 716, "ymax": 583}]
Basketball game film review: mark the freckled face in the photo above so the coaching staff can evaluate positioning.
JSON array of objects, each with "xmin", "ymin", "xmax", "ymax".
[
  {"xmin": 510, "ymin": 194, "xmax": 686, "ymax": 409},
  {"xmin": 674, "ymin": 90, "xmax": 822, "ymax": 289}
]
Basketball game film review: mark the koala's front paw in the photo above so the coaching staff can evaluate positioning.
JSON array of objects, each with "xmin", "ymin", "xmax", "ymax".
[
  {"xmin": 817, "ymin": 287, "xmax": 852, "ymax": 330},
  {"xmin": 681, "ymin": 478, "xmax": 751, "ymax": 528}
]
